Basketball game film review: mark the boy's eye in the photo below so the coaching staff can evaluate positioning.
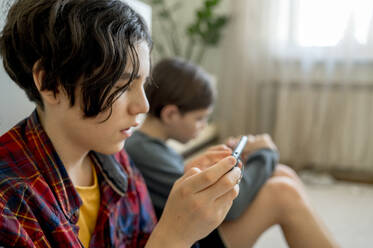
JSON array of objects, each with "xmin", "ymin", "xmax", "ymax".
[{"xmin": 198, "ymin": 116, "xmax": 209, "ymax": 122}]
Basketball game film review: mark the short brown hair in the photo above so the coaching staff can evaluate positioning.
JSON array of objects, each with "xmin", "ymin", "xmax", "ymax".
[
  {"xmin": 147, "ymin": 57, "xmax": 215, "ymax": 118},
  {"xmin": 0, "ymin": 0, "xmax": 151, "ymax": 118}
]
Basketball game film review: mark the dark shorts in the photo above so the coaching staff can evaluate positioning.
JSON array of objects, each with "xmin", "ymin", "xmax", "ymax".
[
  {"xmin": 195, "ymin": 229, "xmax": 225, "ymax": 248},
  {"xmin": 156, "ymin": 208, "xmax": 225, "ymax": 248}
]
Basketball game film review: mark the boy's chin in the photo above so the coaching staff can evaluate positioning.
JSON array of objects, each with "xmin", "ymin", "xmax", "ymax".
[
  {"xmin": 178, "ymin": 137, "xmax": 194, "ymax": 144},
  {"xmin": 95, "ymin": 141, "xmax": 125, "ymax": 155}
]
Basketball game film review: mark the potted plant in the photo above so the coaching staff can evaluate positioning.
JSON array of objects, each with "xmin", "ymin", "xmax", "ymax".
[{"xmin": 145, "ymin": 0, "xmax": 229, "ymax": 65}]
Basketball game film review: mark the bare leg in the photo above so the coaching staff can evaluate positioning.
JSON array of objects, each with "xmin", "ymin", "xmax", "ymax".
[{"xmin": 218, "ymin": 165, "xmax": 340, "ymax": 248}]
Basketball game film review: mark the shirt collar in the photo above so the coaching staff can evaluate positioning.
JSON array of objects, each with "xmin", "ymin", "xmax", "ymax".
[{"xmin": 91, "ymin": 152, "xmax": 128, "ymax": 196}]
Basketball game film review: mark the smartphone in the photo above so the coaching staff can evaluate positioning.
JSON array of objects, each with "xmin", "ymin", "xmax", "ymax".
[{"xmin": 232, "ymin": 136, "xmax": 248, "ymax": 167}]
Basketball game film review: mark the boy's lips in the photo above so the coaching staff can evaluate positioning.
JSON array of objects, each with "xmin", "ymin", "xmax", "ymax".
[
  {"xmin": 120, "ymin": 122, "xmax": 139, "ymax": 138},
  {"xmin": 120, "ymin": 128, "xmax": 132, "ymax": 138}
]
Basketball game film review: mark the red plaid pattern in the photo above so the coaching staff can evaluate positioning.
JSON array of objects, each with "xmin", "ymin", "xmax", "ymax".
[{"xmin": 0, "ymin": 111, "xmax": 157, "ymax": 247}]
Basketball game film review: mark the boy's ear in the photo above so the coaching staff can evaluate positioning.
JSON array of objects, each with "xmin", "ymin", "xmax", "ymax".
[
  {"xmin": 32, "ymin": 62, "xmax": 60, "ymax": 105},
  {"xmin": 160, "ymin": 105, "xmax": 181, "ymax": 124}
]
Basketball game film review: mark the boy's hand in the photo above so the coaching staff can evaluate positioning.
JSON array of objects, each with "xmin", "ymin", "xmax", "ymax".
[
  {"xmin": 226, "ymin": 134, "xmax": 277, "ymax": 162},
  {"xmin": 184, "ymin": 144, "xmax": 232, "ymax": 172},
  {"xmin": 148, "ymin": 156, "xmax": 241, "ymax": 247}
]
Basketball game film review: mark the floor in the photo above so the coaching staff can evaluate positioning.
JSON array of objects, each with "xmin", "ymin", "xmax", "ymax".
[{"xmin": 254, "ymin": 171, "xmax": 373, "ymax": 248}]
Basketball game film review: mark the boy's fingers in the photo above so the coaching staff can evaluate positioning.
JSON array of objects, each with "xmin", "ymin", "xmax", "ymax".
[
  {"xmin": 190, "ymin": 150, "xmax": 231, "ymax": 170},
  {"xmin": 185, "ymin": 150, "xmax": 231, "ymax": 171},
  {"xmin": 203, "ymin": 150, "xmax": 232, "ymax": 162},
  {"xmin": 225, "ymin": 137, "xmax": 238, "ymax": 148},
  {"xmin": 200, "ymin": 167, "xmax": 241, "ymax": 199},
  {"xmin": 214, "ymin": 184, "xmax": 240, "ymax": 209},
  {"xmin": 185, "ymin": 156, "xmax": 237, "ymax": 193},
  {"xmin": 236, "ymin": 160, "xmax": 243, "ymax": 170},
  {"xmin": 207, "ymin": 144, "xmax": 232, "ymax": 152},
  {"xmin": 181, "ymin": 167, "xmax": 201, "ymax": 179}
]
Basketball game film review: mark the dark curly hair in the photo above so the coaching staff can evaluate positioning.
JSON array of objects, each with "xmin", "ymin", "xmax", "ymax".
[{"xmin": 0, "ymin": 0, "xmax": 152, "ymax": 118}]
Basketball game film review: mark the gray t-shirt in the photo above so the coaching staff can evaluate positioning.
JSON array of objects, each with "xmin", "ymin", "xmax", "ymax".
[{"xmin": 125, "ymin": 130, "xmax": 278, "ymax": 220}]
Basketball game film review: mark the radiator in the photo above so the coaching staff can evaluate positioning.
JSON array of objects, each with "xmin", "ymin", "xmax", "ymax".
[{"xmin": 267, "ymin": 82, "xmax": 373, "ymax": 173}]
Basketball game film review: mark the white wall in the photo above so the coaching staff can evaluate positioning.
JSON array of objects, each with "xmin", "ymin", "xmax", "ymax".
[
  {"xmin": 0, "ymin": 0, "xmax": 151, "ymax": 135},
  {"xmin": 0, "ymin": 8, "xmax": 35, "ymax": 135},
  {"xmin": 123, "ymin": 0, "xmax": 151, "ymax": 31}
]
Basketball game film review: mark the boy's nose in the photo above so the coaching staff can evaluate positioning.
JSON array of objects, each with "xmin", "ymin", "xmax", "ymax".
[
  {"xmin": 130, "ymin": 89, "xmax": 149, "ymax": 115},
  {"xmin": 198, "ymin": 120, "xmax": 208, "ymax": 130}
]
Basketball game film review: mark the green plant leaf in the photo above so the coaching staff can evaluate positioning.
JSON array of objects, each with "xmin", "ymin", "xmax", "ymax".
[
  {"xmin": 206, "ymin": 0, "xmax": 219, "ymax": 8},
  {"xmin": 151, "ymin": 0, "xmax": 229, "ymax": 65},
  {"xmin": 151, "ymin": 0, "xmax": 163, "ymax": 5},
  {"xmin": 159, "ymin": 9, "xmax": 170, "ymax": 18},
  {"xmin": 215, "ymin": 16, "xmax": 228, "ymax": 27}
]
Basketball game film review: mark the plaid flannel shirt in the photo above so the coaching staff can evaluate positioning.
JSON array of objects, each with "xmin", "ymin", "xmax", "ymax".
[{"xmin": 0, "ymin": 110, "xmax": 157, "ymax": 247}]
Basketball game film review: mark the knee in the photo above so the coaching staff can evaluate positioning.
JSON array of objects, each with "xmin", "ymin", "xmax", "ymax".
[
  {"xmin": 274, "ymin": 164, "xmax": 300, "ymax": 181},
  {"xmin": 264, "ymin": 176, "xmax": 308, "ymax": 212}
]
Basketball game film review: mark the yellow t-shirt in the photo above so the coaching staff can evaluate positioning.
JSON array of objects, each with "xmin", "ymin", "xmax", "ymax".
[{"xmin": 75, "ymin": 166, "xmax": 101, "ymax": 247}]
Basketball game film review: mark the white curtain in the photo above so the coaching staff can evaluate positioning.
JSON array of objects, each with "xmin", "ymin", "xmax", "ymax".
[{"xmin": 216, "ymin": 0, "xmax": 373, "ymax": 172}]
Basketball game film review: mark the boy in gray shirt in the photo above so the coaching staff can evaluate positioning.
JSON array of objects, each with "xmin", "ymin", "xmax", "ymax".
[
  {"xmin": 125, "ymin": 58, "xmax": 339, "ymax": 248},
  {"xmin": 126, "ymin": 130, "xmax": 277, "ymax": 221}
]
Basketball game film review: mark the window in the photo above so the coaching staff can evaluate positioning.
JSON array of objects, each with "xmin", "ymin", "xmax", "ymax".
[
  {"xmin": 296, "ymin": 0, "xmax": 373, "ymax": 47},
  {"xmin": 276, "ymin": 0, "xmax": 373, "ymax": 59}
]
